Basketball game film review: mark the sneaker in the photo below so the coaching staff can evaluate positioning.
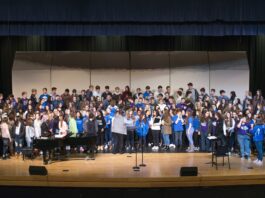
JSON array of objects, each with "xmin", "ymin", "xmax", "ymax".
[
  {"xmin": 247, "ymin": 157, "xmax": 252, "ymax": 162},
  {"xmin": 186, "ymin": 147, "xmax": 190, "ymax": 152},
  {"xmin": 253, "ymin": 159, "xmax": 259, "ymax": 164},
  {"xmin": 188, "ymin": 148, "xmax": 194, "ymax": 153},
  {"xmin": 163, "ymin": 146, "xmax": 169, "ymax": 151},
  {"xmin": 151, "ymin": 146, "xmax": 156, "ymax": 151},
  {"xmin": 148, "ymin": 143, "xmax": 152, "ymax": 147},
  {"xmin": 104, "ymin": 145, "xmax": 108, "ymax": 150},
  {"xmin": 169, "ymin": 144, "xmax": 175, "ymax": 148},
  {"xmin": 256, "ymin": 160, "xmax": 263, "ymax": 166},
  {"xmin": 154, "ymin": 146, "xmax": 159, "ymax": 151},
  {"xmin": 241, "ymin": 157, "xmax": 245, "ymax": 161}
]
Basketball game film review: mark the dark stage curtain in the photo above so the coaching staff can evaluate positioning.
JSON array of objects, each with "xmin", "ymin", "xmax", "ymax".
[
  {"xmin": 1, "ymin": 36, "xmax": 265, "ymax": 97},
  {"xmin": 0, "ymin": 0, "xmax": 265, "ymax": 36},
  {"xmin": 248, "ymin": 36, "xmax": 265, "ymax": 93},
  {"xmin": 1, "ymin": 0, "xmax": 264, "ymax": 22},
  {"xmin": 0, "ymin": 37, "xmax": 15, "ymax": 97}
]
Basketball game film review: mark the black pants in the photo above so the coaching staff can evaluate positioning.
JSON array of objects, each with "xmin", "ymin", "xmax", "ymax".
[
  {"xmin": 112, "ymin": 133, "xmax": 124, "ymax": 153},
  {"xmin": 217, "ymin": 135, "xmax": 227, "ymax": 147},
  {"xmin": 43, "ymin": 149, "xmax": 52, "ymax": 164},
  {"xmin": 193, "ymin": 131, "xmax": 200, "ymax": 147},
  {"xmin": 146, "ymin": 128, "xmax": 153, "ymax": 144},
  {"xmin": 97, "ymin": 128, "xmax": 105, "ymax": 146},
  {"xmin": 152, "ymin": 130, "xmax": 160, "ymax": 146}
]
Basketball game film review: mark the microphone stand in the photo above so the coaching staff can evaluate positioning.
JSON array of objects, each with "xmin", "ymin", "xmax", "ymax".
[
  {"xmin": 132, "ymin": 141, "xmax": 140, "ymax": 171},
  {"xmin": 139, "ymin": 122, "xmax": 146, "ymax": 167},
  {"xmin": 131, "ymin": 118, "xmax": 140, "ymax": 171}
]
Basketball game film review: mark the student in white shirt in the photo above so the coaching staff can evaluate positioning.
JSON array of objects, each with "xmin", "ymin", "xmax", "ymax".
[
  {"xmin": 25, "ymin": 118, "xmax": 35, "ymax": 147},
  {"xmin": 34, "ymin": 113, "xmax": 42, "ymax": 138},
  {"xmin": 149, "ymin": 110, "xmax": 162, "ymax": 151},
  {"xmin": 58, "ymin": 114, "xmax": 68, "ymax": 136}
]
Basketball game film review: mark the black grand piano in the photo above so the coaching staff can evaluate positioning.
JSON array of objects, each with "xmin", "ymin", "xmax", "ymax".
[{"xmin": 33, "ymin": 133, "xmax": 97, "ymax": 164}]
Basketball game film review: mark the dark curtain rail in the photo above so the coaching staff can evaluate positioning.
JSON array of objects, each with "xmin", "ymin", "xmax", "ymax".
[
  {"xmin": 0, "ymin": 0, "xmax": 264, "ymax": 36},
  {"xmin": 0, "ymin": 0, "xmax": 265, "ymax": 22}
]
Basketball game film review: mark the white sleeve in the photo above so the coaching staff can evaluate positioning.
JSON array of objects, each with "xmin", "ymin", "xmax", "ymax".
[
  {"xmin": 25, "ymin": 126, "xmax": 30, "ymax": 140},
  {"xmin": 223, "ymin": 122, "xmax": 227, "ymax": 136},
  {"xmin": 149, "ymin": 117, "xmax": 153, "ymax": 126},
  {"xmin": 231, "ymin": 119, "xmax": 235, "ymax": 130}
]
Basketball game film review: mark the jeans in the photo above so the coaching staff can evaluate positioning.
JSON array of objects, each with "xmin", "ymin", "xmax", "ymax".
[
  {"xmin": 237, "ymin": 134, "xmax": 251, "ymax": 158},
  {"xmin": 152, "ymin": 130, "xmax": 160, "ymax": 146},
  {"xmin": 255, "ymin": 141, "xmax": 263, "ymax": 161},
  {"xmin": 173, "ymin": 131, "xmax": 183, "ymax": 147},
  {"xmin": 15, "ymin": 135, "xmax": 23, "ymax": 154},
  {"xmin": 105, "ymin": 127, "xmax": 112, "ymax": 145},
  {"xmin": 186, "ymin": 127, "xmax": 194, "ymax": 148},
  {"xmin": 26, "ymin": 138, "xmax": 33, "ymax": 148},
  {"xmin": 163, "ymin": 134, "xmax": 170, "ymax": 146},
  {"xmin": 200, "ymin": 132, "xmax": 210, "ymax": 151},
  {"xmin": 2, "ymin": 138, "xmax": 9, "ymax": 157},
  {"xmin": 126, "ymin": 129, "xmax": 135, "ymax": 148}
]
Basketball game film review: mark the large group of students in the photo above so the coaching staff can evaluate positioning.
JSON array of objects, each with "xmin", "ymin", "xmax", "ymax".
[{"xmin": 0, "ymin": 83, "xmax": 265, "ymax": 166}]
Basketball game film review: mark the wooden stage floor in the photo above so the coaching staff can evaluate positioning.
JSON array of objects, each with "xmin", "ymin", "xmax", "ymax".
[{"xmin": 0, "ymin": 153, "xmax": 265, "ymax": 188}]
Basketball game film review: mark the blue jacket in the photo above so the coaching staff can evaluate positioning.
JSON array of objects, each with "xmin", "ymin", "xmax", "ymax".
[
  {"xmin": 136, "ymin": 103, "xmax": 145, "ymax": 110},
  {"xmin": 172, "ymin": 115, "xmax": 184, "ymax": 132},
  {"xmin": 135, "ymin": 120, "xmax": 149, "ymax": 137},
  {"xmin": 193, "ymin": 116, "xmax": 201, "ymax": 131},
  {"xmin": 186, "ymin": 117, "xmax": 194, "ymax": 129},
  {"xmin": 250, "ymin": 125, "xmax": 265, "ymax": 142},
  {"xmin": 143, "ymin": 91, "xmax": 150, "ymax": 99},
  {"xmin": 76, "ymin": 118, "xmax": 83, "ymax": 133},
  {"xmin": 110, "ymin": 107, "xmax": 117, "ymax": 117},
  {"xmin": 104, "ymin": 115, "xmax": 112, "ymax": 129}
]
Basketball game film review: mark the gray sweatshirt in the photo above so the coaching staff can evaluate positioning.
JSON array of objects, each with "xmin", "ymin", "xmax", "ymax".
[{"xmin": 112, "ymin": 115, "xmax": 127, "ymax": 135}]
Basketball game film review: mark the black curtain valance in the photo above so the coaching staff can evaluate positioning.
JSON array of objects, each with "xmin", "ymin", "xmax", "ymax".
[{"xmin": 0, "ymin": 0, "xmax": 264, "ymax": 36}]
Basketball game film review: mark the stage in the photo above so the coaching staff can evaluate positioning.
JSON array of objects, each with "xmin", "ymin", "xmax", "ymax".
[{"xmin": 0, "ymin": 153, "xmax": 265, "ymax": 188}]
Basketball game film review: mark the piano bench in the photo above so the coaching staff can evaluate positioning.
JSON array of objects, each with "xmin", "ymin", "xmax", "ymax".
[{"xmin": 21, "ymin": 147, "xmax": 35, "ymax": 160}]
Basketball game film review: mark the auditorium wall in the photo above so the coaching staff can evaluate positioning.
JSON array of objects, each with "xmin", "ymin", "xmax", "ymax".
[{"xmin": 12, "ymin": 51, "xmax": 249, "ymax": 100}]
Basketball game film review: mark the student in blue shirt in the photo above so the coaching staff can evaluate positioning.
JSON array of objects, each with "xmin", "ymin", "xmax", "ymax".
[
  {"xmin": 185, "ymin": 110, "xmax": 195, "ymax": 152},
  {"xmin": 135, "ymin": 113, "xmax": 149, "ymax": 150},
  {"xmin": 104, "ymin": 109, "xmax": 112, "ymax": 149},
  {"xmin": 20, "ymin": 91, "xmax": 28, "ymax": 112},
  {"xmin": 172, "ymin": 109, "xmax": 184, "ymax": 149},
  {"xmin": 200, "ymin": 111, "xmax": 211, "ymax": 152},
  {"xmin": 237, "ymin": 116, "xmax": 251, "ymax": 161},
  {"xmin": 143, "ymin": 86, "xmax": 152, "ymax": 99},
  {"xmin": 193, "ymin": 111, "xmax": 201, "ymax": 151},
  {"xmin": 136, "ymin": 97, "xmax": 145, "ymax": 110},
  {"xmin": 39, "ymin": 88, "xmax": 50, "ymax": 107},
  {"xmin": 250, "ymin": 118, "xmax": 265, "ymax": 166},
  {"xmin": 76, "ymin": 111, "xmax": 83, "ymax": 135},
  {"xmin": 218, "ymin": 90, "xmax": 229, "ymax": 102}
]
